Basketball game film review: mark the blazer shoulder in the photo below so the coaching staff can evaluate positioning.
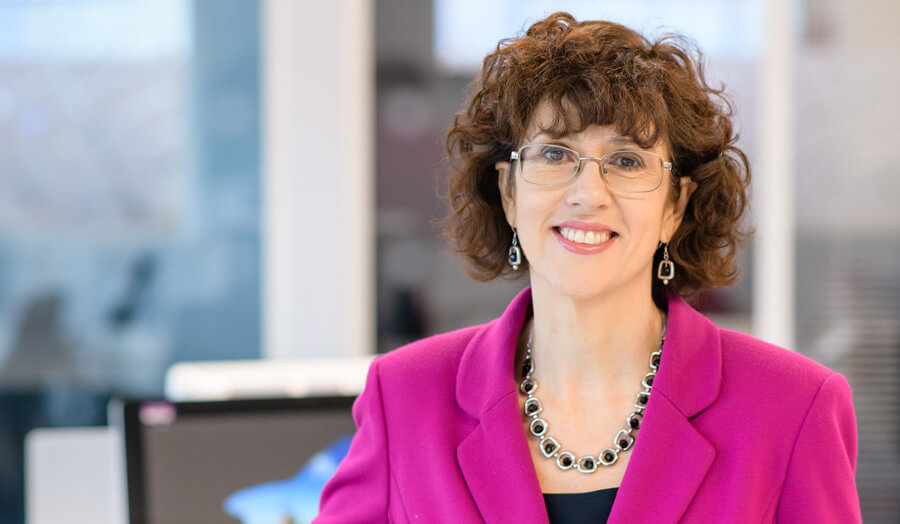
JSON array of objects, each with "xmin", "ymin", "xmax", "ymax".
[
  {"xmin": 717, "ymin": 327, "xmax": 837, "ymax": 390},
  {"xmin": 370, "ymin": 323, "xmax": 486, "ymax": 388}
]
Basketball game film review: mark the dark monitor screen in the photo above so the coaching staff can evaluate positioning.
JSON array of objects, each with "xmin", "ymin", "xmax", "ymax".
[{"xmin": 117, "ymin": 396, "xmax": 356, "ymax": 524}]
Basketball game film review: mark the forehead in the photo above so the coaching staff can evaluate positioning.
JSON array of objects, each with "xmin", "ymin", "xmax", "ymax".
[{"xmin": 524, "ymin": 100, "xmax": 666, "ymax": 153}]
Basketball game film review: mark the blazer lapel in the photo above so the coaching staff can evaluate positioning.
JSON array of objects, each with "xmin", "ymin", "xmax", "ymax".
[
  {"xmin": 457, "ymin": 391, "xmax": 550, "ymax": 523},
  {"xmin": 455, "ymin": 287, "xmax": 548, "ymax": 523},
  {"xmin": 607, "ymin": 391, "xmax": 716, "ymax": 523},
  {"xmin": 454, "ymin": 287, "xmax": 722, "ymax": 524},
  {"xmin": 609, "ymin": 290, "xmax": 722, "ymax": 523}
]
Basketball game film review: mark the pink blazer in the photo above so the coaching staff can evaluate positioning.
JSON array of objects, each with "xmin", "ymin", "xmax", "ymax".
[{"xmin": 314, "ymin": 287, "xmax": 861, "ymax": 523}]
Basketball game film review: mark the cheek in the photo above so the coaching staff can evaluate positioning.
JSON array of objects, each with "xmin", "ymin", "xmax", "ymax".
[
  {"xmin": 622, "ymin": 203, "xmax": 667, "ymax": 243},
  {"xmin": 514, "ymin": 188, "xmax": 558, "ymax": 225},
  {"xmin": 513, "ymin": 193, "xmax": 560, "ymax": 255}
]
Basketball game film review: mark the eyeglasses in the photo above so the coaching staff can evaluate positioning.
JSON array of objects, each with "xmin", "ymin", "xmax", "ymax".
[{"xmin": 510, "ymin": 143, "xmax": 673, "ymax": 192}]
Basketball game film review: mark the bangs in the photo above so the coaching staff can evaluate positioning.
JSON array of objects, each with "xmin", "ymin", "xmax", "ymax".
[{"xmin": 533, "ymin": 83, "xmax": 668, "ymax": 150}]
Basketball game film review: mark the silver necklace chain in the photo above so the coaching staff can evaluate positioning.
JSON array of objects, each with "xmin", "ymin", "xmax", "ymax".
[{"xmin": 519, "ymin": 315, "xmax": 666, "ymax": 473}]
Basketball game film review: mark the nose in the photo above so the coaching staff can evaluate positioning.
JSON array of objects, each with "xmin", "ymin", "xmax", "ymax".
[{"xmin": 567, "ymin": 158, "xmax": 613, "ymax": 209}]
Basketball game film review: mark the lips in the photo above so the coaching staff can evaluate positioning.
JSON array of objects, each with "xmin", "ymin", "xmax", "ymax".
[
  {"xmin": 557, "ymin": 226, "xmax": 614, "ymax": 245},
  {"xmin": 553, "ymin": 226, "xmax": 618, "ymax": 255}
]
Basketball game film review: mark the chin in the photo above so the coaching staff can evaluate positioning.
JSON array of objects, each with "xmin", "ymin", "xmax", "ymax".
[{"xmin": 543, "ymin": 272, "xmax": 616, "ymax": 302}]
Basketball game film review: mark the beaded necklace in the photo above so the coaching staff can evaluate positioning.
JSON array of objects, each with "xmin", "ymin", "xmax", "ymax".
[{"xmin": 519, "ymin": 316, "xmax": 666, "ymax": 473}]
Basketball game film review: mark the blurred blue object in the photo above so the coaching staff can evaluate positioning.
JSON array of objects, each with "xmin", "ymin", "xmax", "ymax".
[{"xmin": 223, "ymin": 434, "xmax": 353, "ymax": 524}]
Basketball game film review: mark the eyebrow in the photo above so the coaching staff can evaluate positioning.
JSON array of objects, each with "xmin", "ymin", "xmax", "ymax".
[
  {"xmin": 607, "ymin": 136, "xmax": 639, "ymax": 147},
  {"xmin": 527, "ymin": 132, "xmax": 640, "ymax": 148}
]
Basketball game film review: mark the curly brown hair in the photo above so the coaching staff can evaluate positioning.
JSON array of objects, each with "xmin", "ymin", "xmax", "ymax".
[{"xmin": 441, "ymin": 12, "xmax": 753, "ymax": 304}]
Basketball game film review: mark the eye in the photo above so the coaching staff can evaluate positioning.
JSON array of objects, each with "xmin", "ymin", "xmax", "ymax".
[
  {"xmin": 539, "ymin": 145, "xmax": 574, "ymax": 163},
  {"xmin": 606, "ymin": 152, "xmax": 646, "ymax": 170}
]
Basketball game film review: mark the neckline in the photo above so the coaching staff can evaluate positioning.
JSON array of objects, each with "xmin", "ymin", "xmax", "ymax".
[{"xmin": 542, "ymin": 486, "xmax": 620, "ymax": 497}]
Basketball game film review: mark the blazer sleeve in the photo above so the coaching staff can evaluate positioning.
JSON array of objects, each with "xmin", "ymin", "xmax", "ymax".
[
  {"xmin": 313, "ymin": 358, "xmax": 391, "ymax": 523},
  {"xmin": 774, "ymin": 372, "xmax": 862, "ymax": 523}
]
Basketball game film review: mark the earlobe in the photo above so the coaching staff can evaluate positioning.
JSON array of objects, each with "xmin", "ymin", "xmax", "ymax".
[
  {"xmin": 496, "ymin": 161, "xmax": 516, "ymax": 227},
  {"xmin": 680, "ymin": 177, "xmax": 698, "ymax": 202},
  {"xmin": 673, "ymin": 176, "xmax": 696, "ymax": 217},
  {"xmin": 663, "ymin": 176, "xmax": 696, "ymax": 241}
]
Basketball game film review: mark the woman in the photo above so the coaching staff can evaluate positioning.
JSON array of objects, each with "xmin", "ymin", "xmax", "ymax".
[{"xmin": 314, "ymin": 12, "xmax": 861, "ymax": 523}]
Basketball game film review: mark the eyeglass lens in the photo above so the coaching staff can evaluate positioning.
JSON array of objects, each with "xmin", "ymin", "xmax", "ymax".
[{"xmin": 518, "ymin": 144, "xmax": 663, "ymax": 191}]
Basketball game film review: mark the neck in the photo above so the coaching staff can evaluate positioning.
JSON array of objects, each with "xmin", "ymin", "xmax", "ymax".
[{"xmin": 520, "ymin": 272, "xmax": 666, "ymax": 403}]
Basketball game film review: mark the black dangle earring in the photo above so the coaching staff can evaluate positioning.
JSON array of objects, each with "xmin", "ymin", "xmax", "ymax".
[
  {"xmin": 508, "ymin": 228, "xmax": 522, "ymax": 270},
  {"xmin": 657, "ymin": 242, "xmax": 674, "ymax": 285}
]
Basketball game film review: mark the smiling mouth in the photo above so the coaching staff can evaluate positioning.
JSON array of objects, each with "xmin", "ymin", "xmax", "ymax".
[{"xmin": 554, "ymin": 226, "xmax": 618, "ymax": 245}]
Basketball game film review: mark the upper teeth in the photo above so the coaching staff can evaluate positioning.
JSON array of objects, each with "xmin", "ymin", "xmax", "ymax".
[{"xmin": 559, "ymin": 227, "xmax": 613, "ymax": 245}]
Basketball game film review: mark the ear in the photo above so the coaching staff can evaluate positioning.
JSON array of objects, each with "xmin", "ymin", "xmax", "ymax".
[
  {"xmin": 661, "ymin": 176, "xmax": 697, "ymax": 242},
  {"xmin": 496, "ymin": 160, "xmax": 516, "ymax": 228}
]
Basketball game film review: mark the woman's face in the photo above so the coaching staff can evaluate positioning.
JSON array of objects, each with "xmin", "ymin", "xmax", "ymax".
[{"xmin": 496, "ymin": 103, "xmax": 696, "ymax": 302}]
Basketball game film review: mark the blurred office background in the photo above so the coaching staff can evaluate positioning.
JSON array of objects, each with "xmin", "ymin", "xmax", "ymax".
[{"xmin": 0, "ymin": 0, "xmax": 897, "ymax": 523}]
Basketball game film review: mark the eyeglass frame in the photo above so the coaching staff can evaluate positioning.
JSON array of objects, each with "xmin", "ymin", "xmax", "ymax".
[{"xmin": 509, "ymin": 143, "xmax": 673, "ymax": 193}]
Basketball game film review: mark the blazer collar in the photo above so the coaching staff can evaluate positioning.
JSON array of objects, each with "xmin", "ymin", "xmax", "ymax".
[{"xmin": 455, "ymin": 286, "xmax": 722, "ymax": 523}]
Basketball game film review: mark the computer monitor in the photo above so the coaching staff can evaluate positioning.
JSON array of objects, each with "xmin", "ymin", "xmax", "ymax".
[{"xmin": 115, "ymin": 396, "xmax": 356, "ymax": 524}]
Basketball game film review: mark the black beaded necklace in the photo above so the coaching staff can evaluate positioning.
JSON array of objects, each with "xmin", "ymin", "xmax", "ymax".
[{"xmin": 519, "ymin": 315, "xmax": 666, "ymax": 473}]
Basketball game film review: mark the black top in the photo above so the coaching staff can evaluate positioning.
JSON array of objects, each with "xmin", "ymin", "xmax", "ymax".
[{"xmin": 543, "ymin": 487, "xmax": 618, "ymax": 523}]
